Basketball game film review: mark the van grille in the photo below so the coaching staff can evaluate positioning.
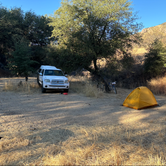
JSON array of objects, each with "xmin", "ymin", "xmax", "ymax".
[
  {"xmin": 51, "ymin": 80, "xmax": 64, "ymax": 84},
  {"xmin": 49, "ymin": 85, "xmax": 65, "ymax": 87}
]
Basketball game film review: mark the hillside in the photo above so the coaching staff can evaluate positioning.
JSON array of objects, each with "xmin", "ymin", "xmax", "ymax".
[
  {"xmin": 132, "ymin": 22, "xmax": 166, "ymax": 56},
  {"xmin": 140, "ymin": 22, "xmax": 166, "ymax": 47}
]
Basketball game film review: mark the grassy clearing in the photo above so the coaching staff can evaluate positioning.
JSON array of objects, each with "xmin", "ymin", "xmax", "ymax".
[
  {"xmin": 147, "ymin": 76, "xmax": 166, "ymax": 95},
  {"xmin": 3, "ymin": 80, "xmax": 40, "ymax": 93},
  {"xmin": 2, "ymin": 76, "xmax": 104, "ymax": 97},
  {"xmin": 69, "ymin": 76, "xmax": 104, "ymax": 98},
  {"xmin": 1, "ymin": 77, "xmax": 166, "ymax": 165}
]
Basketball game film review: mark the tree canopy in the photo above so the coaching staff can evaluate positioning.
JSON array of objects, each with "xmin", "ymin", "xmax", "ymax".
[
  {"xmin": 0, "ymin": 6, "xmax": 53, "ymax": 69},
  {"xmin": 49, "ymin": 0, "xmax": 142, "ymax": 74}
]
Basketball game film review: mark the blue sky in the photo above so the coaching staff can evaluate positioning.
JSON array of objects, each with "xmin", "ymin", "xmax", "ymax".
[{"xmin": 0, "ymin": 0, "xmax": 166, "ymax": 30}]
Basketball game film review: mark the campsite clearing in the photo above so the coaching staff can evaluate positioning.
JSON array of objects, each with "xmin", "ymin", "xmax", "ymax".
[{"xmin": 0, "ymin": 77, "xmax": 166, "ymax": 165}]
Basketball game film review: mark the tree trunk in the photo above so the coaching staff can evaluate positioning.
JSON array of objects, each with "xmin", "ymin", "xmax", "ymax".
[
  {"xmin": 90, "ymin": 59, "xmax": 110, "ymax": 93},
  {"xmin": 25, "ymin": 76, "xmax": 28, "ymax": 81},
  {"xmin": 93, "ymin": 58, "xmax": 98, "ymax": 73}
]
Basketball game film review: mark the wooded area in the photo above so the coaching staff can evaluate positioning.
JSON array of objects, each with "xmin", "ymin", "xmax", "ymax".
[{"xmin": 0, "ymin": 0, "xmax": 166, "ymax": 87}]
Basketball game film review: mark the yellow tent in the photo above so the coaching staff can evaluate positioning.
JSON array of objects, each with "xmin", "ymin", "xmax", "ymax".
[{"xmin": 123, "ymin": 86, "xmax": 158, "ymax": 110}]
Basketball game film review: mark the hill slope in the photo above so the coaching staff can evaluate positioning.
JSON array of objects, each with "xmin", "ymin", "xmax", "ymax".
[
  {"xmin": 140, "ymin": 22, "xmax": 166, "ymax": 47},
  {"xmin": 131, "ymin": 22, "xmax": 166, "ymax": 56}
]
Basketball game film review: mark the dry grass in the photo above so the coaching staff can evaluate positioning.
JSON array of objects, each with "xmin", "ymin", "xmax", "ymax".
[
  {"xmin": 3, "ymin": 80, "xmax": 40, "ymax": 93},
  {"xmin": 69, "ymin": 76, "xmax": 104, "ymax": 98},
  {"xmin": 41, "ymin": 121, "xmax": 166, "ymax": 165},
  {"xmin": 1, "ymin": 77, "xmax": 166, "ymax": 165},
  {"xmin": 147, "ymin": 76, "xmax": 166, "ymax": 95},
  {"xmin": 1, "ymin": 121, "xmax": 166, "ymax": 165},
  {"xmin": 131, "ymin": 47, "xmax": 147, "ymax": 56},
  {"xmin": 2, "ymin": 76, "xmax": 104, "ymax": 97}
]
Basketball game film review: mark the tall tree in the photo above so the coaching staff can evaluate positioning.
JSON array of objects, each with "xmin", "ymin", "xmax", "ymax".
[
  {"xmin": 0, "ymin": 7, "xmax": 24, "ymax": 60},
  {"xmin": 49, "ymin": 0, "xmax": 141, "ymax": 75},
  {"xmin": 0, "ymin": 6, "xmax": 53, "ymax": 69},
  {"xmin": 8, "ymin": 39, "xmax": 38, "ymax": 81},
  {"xmin": 144, "ymin": 39, "xmax": 165, "ymax": 77}
]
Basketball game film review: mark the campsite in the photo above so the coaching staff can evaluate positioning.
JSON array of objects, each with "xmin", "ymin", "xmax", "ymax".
[
  {"xmin": 1, "ymin": 0, "xmax": 166, "ymax": 164},
  {"xmin": 0, "ymin": 77, "xmax": 166, "ymax": 165}
]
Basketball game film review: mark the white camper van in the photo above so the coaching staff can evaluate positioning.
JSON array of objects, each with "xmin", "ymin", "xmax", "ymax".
[{"xmin": 37, "ymin": 65, "xmax": 69, "ymax": 93}]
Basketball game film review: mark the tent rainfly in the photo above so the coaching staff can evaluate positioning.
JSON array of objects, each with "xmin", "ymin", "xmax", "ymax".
[{"xmin": 123, "ymin": 86, "xmax": 158, "ymax": 110}]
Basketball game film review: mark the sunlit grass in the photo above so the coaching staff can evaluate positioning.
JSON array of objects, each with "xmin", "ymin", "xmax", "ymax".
[
  {"xmin": 1, "ymin": 121, "xmax": 166, "ymax": 165},
  {"xmin": 69, "ymin": 76, "xmax": 104, "ymax": 98},
  {"xmin": 147, "ymin": 76, "xmax": 166, "ymax": 95},
  {"xmin": 1, "ymin": 77, "xmax": 166, "ymax": 165},
  {"xmin": 42, "ymin": 122, "xmax": 166, "ymax": 165},
  {"xmin": 3, "ymin": 80, "xmax": 40, "ymax": 93}
]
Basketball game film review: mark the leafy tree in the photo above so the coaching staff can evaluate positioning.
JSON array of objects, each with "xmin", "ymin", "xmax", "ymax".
[
  {"xmin": 24, "ymin": 12, "xmax": 53, "ymax": 46},
  {"xmin": 0, "ymin": 6, "xmax": 53, "ymax": 68},
  {"xmin": 49, "ymin": 0, "xmax": 141, "ymax": 90},
  {"xmin": 144, "ymin": 39, "xmax": 165, "ymax": 77},
  {"xmin": 44, "ymin": 44, "xmax": 92, "ymax": 73},
  {"xmin": 0, "ymin": 7, "xmax": 24, "ymax": 60},
  {"xmin": 8, "ymin": 39, "xmax": 38, "ymax": 81}
]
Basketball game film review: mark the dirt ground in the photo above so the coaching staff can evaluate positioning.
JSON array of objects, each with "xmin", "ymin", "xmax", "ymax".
[{"xmin": 0, "ymin": 77, "xmax": 166, "ymax": 164}]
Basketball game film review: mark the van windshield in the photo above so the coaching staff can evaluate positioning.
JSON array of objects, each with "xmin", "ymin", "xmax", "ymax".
[{"xmin": 44, "ymin": 70, "xmax": 64, "ymax": 76}]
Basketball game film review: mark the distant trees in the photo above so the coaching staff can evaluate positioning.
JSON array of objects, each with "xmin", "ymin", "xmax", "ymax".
[
  {"xmin": 144, "ymin": 39, "xmax": 165, "ymax": 77},
  {"xmin": 0, "ymin": 6, "xmax": 53, "ymax": 72}
]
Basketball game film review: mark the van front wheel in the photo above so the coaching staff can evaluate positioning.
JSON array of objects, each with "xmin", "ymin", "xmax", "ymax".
[{"xmin": 42, "ymin": 86, "xmax": 46, "ymax": 93}]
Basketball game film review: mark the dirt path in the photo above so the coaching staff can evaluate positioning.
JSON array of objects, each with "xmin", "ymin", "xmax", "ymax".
[{"xmin": 1, "ymin": 77, "xmax": 166, "ymax": 134}]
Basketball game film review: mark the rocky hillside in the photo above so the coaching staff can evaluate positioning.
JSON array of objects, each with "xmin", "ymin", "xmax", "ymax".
[
  {"xmin": 140, "ymin": 22, "xmax": 166, "ymax": 47},
  {"xmin": 131, "ymin": 22, "xmax": 166, "ymax": 56}
]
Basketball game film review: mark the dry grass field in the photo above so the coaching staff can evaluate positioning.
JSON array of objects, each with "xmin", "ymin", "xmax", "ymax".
[
  {"xmin": 148, "ymin": 76, "xmax": 166, "ymax": 95},
  {"xmin": 0, "ymin": 77, "xmax": 166, "ymax": 165}
]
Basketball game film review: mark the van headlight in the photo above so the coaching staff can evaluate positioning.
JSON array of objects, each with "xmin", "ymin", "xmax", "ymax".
[
  {"xmin": 65, "ymin": 80, "xmax": 69, "ymax": 83},
  {"xmin": 44, "ymin": 79, "xmax": 50, "ymax": 82}
]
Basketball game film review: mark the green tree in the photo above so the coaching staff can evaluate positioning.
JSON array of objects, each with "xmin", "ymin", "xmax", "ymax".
[
  {"xmin": 50, "ymin": 0, "xmax": 141, "ymax": 67},
  {"xmin": 144, "ymin": 39, "xmax": 165, "ymax": 77},
  {"xmin": 8, "ymin": 39, "xmax": 38, "ymax": 81},
  {"xmin": 49, "ymin": 0, "xmax": 141, "ymax": 88},
  {"xmin": 44, "ymin": 44, "xmax": 92, "ymax": 73},
  {"xmin": 0, "ymin": 6, "xmax": 53, "ymax": 69},
  {"xmin": 0, "ymin": 7, "xmax": 24, "ymax": 61}
]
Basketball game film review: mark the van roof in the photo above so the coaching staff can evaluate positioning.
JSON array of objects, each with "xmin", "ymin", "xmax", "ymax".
[{"xmin": 40, "ymin": 65, "xmax": 60, "ymax": 70}]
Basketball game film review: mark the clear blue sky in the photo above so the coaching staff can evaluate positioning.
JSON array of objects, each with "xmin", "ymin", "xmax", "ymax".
[{"xmin": 0, "ymin": 0, "xmax": 166, "ymax": 30}]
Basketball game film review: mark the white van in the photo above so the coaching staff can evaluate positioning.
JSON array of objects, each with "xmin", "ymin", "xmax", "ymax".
[{"xmin": 37, "ymin": 65, "xmax": 69, "ymax": 93}]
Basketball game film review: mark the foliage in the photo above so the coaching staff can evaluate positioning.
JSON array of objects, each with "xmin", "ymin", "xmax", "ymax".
[
  {"xmin": 49, "ymin": 0, "xmax": 142, "ymax": 75},
  {"xmin": 144, "ymin": 39, "xmax": 165, "ymax": 77},
  {"xmin": 44, "ymin": 45, "xmax": 92, "ymax": 73},
  {"xmin": 0, "ymin": 7, "xmax": 23, "ymax": 57},
  {"xmin": 121, "ymin": 54, "xmax": 135, "ymax": 70},
  {"xmin": 0, "ymin": 6, "xmax": 53, "ymax": 68},
  {"xmin": 8, "ymin": 39, "xmax": 38, "ymax": 81}
]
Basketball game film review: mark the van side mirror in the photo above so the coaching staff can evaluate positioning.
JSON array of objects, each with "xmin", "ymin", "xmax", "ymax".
[{"xmin": 65, "ymin": 74, "xmax": 68, "ymax": 77}]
